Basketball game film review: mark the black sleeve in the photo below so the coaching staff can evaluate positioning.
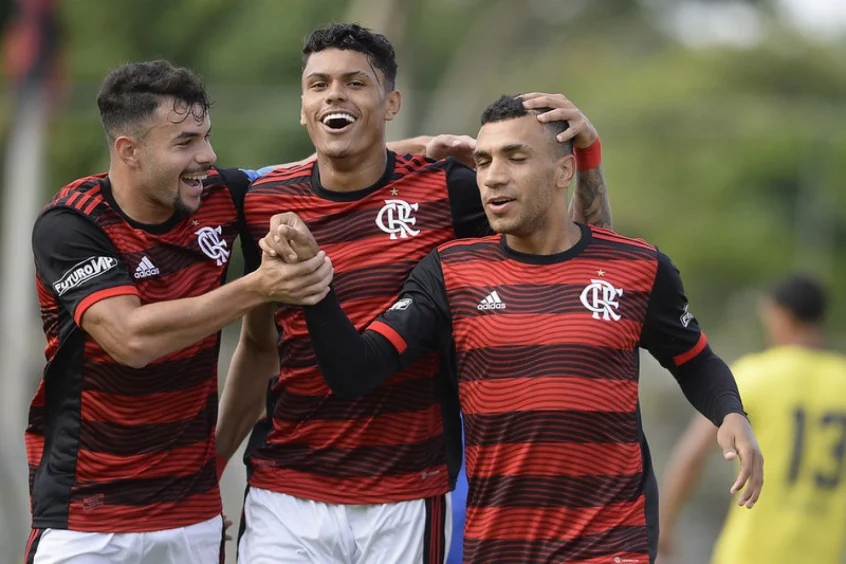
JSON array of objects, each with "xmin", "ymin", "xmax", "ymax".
[
  {"xmin": 640, "ymin": 251, "xmax": 745, "ymax": 426},
  {"xmin": 32, "ymin": 208, "xmax": 137, "ymax": 325},
  {"xmin": 217, "ymin": 167, "xmax": 262, "ymax": 275},
  {"xmin": 445, "ymin": 158, "xmax": 493, "ymax": 238},
  {"xmin": 303, "ymin": 250, "xmax": 452, "ymax": 399}
]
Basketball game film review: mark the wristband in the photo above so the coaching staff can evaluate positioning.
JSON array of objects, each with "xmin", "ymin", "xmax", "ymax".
[
  {"xmin": 574, "ymin": 138, "xmax": 602, "ymax": 170},
  {"xmin": 216, "ymin": 455, "xmax": 228, "ymax": 480}
]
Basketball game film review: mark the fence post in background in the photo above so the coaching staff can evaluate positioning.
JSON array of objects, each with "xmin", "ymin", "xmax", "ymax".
[
  {"xmin": 0, "ymin": 81, "xmax": 47, "ymax": 556},
  {"xmin": 0, "ymin": 0, "xmax": 61, "ymax": 557}
]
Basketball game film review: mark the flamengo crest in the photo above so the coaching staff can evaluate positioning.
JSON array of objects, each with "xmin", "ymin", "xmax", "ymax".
[
  {"xmin": 376, "ymin": 199, "xmax": 420, "ymax": 240},
  {"xmin": 580, "ymin": 278, "xmax": 623, "ymax": 321},
  {"xmin": 196, "ymin": 225, "xmax": 230, "ymax": 266}
]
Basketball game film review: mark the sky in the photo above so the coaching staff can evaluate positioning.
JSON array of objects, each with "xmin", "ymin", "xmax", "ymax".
[
  {"xmin": 780, "ymin": 0, "xmax": 846, "ymax": 38},
  {"xmin": 666, "ymin": 0, "xmax": 846, "ymax": 48}
]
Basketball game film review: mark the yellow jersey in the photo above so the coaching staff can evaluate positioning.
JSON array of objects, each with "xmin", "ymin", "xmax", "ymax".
[{"xmin": 712, "ymin": 345, "xmax": 846, "ymax": 564}]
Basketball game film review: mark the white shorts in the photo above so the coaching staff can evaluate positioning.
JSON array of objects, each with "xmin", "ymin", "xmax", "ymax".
[
  {"xmin": 238, "ymin": 487, "xmax": 451, "ymax": 564},
  {"xmin": 25, "ymin": 515, "xmax": 223, "ymax": 564}
]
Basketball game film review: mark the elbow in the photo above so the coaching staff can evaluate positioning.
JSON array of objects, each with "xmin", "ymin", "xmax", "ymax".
[
  {"xmin": 108, "ymin": 339, "xmax": 152, "ymax": 369},
  {"xmin": 101, "ymin": 333, "xmax": 154, "ymax": 369}
]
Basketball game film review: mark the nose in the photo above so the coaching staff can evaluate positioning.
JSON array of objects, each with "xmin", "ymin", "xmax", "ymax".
[
  {"xmin": 325, "ymin": 80, "xmax": 348, "ymax": 104},
  {"xmin": 198, "ymin": 140, "xmax": 217, "ymax": 166},
  {"xmin": 482, "ymin": 158, "xmax": 508, "ymax": 189}
]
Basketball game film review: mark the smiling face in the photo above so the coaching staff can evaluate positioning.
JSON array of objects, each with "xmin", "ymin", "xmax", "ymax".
[
  {"xmin": 474, "ymin": 114, "xmax": 574, "ymax": 236},
  {"xmin": 300, "ymin": 48, "xmax": 401, "ymax": 160},
  {"xmin": 120, "ymin": 97, "xmax": 216, "ymax": 216}
]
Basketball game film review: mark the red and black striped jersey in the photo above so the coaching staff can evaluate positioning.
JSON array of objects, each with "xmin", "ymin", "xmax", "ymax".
[
  {"xmin": 352, "ymin": 224, "xmax": 743, "ymax": 563},
  {"xmin": 242, "ymin": 151, "xmax": 489, "ymax": 504},
  {"xmin": 28, "ymin": 167, "xmax": 249, "ymax": 533}
]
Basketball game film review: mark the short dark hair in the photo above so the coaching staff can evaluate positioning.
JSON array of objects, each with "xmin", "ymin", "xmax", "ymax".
[
  {"xmin": 96, "ymin": 60, "xmax": 211, "ymax": 141},
  {"xmin": 480, "ymin": 95, "xmax": 573, "ymax": 155},
  {"xmin": 302, "ymin": 23, "xmax": 397, "ymax": 90},
  {"xmin": 769, "ymin": 273, "xmax": 828, "ymax": 324}
]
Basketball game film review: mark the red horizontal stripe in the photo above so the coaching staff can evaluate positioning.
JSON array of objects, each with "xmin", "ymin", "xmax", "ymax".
[
  {"xmin": 370, "ymin": 321, "xmax": 407, "ymax": 353},
  {"xmin": 268, "ymin": 404, "xmax": 442, "ymax": 450},
  {"xmin": 83, "ymin": 332, "xmax": 217, "ymax": 363},
  {"xmin": 454, "ymin": 314, "xmax": 642, "ymax": 351},
  {"xmin": 67, "ymin": 493, "xmax": 221, "ymax": 533},
  {"xmin": 322, "ymin": 239, "xmax": 440, "ymax": 274},
  {"xmin": 249, "ymin": 464, "xmax": 449, "ymax": 505},
  {"xmin": 443, "ymin": 258, "xmax": 657, "ymax": 291},
  {"xmin": 459, "ymin": 377, "xmax": 638, "ymax": 415},
  {"xmin": 74, "ymin": 285, "xmax": 139, "ymax": 326},
  {"xmin": 81, "ymin": 390, "xmax": 208, "ymax": 425},
  {"xmin": 465, "ymin": 499, "xmax": 647, "ymax": 541},
  {"xmin": 465, "ymin": 441, "xmax": 642, "ymax": 479},
  {"xmin": 76, "ymin": 443, "xmax": 211, "ymax": 483},
  {"xmin": 673, "ymin": 331, "xmax": 707, "ymax": 366},
  {"xmin": 25, "ymin": 432, "xmax": 43, "ymax": 468},
  {"xmin": 277, "ymin": 361, "xmax": 431, "ymax": 396}
]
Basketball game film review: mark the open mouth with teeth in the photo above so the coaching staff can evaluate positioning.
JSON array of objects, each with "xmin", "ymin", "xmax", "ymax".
[
  {"xmin": 181, "ymin": 171, "xmax": 208, "ymax": 190},
  {"xmin": 321, "ymin": 112, "xmax": 357, "ymax": 131}
]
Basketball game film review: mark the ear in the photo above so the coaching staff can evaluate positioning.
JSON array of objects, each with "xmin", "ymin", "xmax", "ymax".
[
  {"xmin": 300, "ymin": 95, "xmax": 307, "ymax": 127},
  {"xmin": 555, "ymin": 154, "xmax": 576, "ymax": 191},
  {"xmin": 384, "ymin": 90, "xmax": 402, "ymax": 122},
  {"xmin": 113, "ymin": 135, "xmax": 142, "ymax": 168}
]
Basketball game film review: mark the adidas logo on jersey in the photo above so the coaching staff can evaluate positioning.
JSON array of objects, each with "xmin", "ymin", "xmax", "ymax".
[
  {"xmin": 477, "ymin": 290, "xmax": 506, "ymax": 311},
  {"xmin": 134, "ymin": 256, "xmax": 160, "ymax": 279}
]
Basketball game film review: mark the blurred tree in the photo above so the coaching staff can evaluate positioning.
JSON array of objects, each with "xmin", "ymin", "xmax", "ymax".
[{"xmin": 39, "ymin": 0, "xmax": 846, "ymax": 340}]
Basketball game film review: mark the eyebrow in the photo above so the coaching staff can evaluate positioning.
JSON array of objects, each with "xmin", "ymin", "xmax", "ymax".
[
  {"xmin": 173, "ymin": 125, "xmax": 211, "ymax": 141},
  {"xmin": 306, "ymin": 71, "xmax": 371, "ymax": 81},
  {"xmin": 473, "ymin": 143, "xmax": 530, "ymax": 158}
]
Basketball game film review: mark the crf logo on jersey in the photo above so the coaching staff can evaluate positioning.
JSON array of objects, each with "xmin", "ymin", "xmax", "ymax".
[
  {"xmin": 376, "ymin": 199, "xmax": 420, "ymax": 240},
  {"xmin": 195, "ymin": 225, "xmax": 230, "ymax": 266},
  {"xmin": 580, "ymin": 279, "xmax": 623, "ymax": 321},
  {"xmin": 53, "ymin": 256, "xmax": 118, "ymax": 296}
]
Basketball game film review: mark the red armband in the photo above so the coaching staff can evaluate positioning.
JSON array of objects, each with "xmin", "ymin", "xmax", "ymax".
[{"xmin": 574, "ymin": 138, "xmax": 602, "ymax": 170}]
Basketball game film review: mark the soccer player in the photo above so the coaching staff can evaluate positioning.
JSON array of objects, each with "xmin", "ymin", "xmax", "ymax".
[
  {"xmin": 215, "ymin": 23, "xmax": 612, "ymax": 564},
  {"xmin": 279, "ymin": 93, "xmax": 765, "ymax": 564},
  {"xmin": 658, "ymin": 275, "xmax": 846, "ymax": 564},
  {"xmin": 24, "ymin": 59, "xmax": 458, "ymax": 564}
]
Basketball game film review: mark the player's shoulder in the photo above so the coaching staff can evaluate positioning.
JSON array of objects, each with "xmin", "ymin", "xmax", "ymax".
[
  {"xmin": 204, "ymin": 165, "xmax": 249, "ymax": 187},
  {"xmin": 391, "ymin": 152, "xmax": 469, "ymax": 181},
  {"xmin": 588, "ymin": 225, "xmax": 657, "ymax": 254},
  {"xmin": 247, "ymin": 159, "xmax": 315, "ymax": 193},
  {"xmin": 42, "ymin": 173, "xmax": 110, "ymax": 219},
  {"xmin": 393, "ymin": 151, "xmax": 438, "ymax": 172},
  {"xmin": 731, "ymin": 347, "xmax": 805, "ymax": 385}
]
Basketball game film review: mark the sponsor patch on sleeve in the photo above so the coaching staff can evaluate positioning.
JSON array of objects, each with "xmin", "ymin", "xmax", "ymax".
[{"xmin": 53, "ymin": 256, "xmax": 119, "ymax": 296}]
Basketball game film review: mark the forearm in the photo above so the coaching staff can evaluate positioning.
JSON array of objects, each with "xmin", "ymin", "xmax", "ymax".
[
  {"xmin": 387, "ymin": 136, "xmax": 432, "ymax": 156},
  {"xmin": 659, "ymin": 447, "xmax": 706, "ymax": 532},
  {"xmin": 673, "ymin": 346, "xmax": 745, "ymax": 427},
  {"xmin": 659, "ymin": 415, "xmax": 715, "ymax": 532},
  {"xmin": 123, "ymin": 273, "xmax": 268, "ymax": 367},
  {"xmin": 216, "ymin": 341, "xmax": 279, "ymax": 462},
  {"xmin": 303, "ymin": 290, "xmax": 402, "ymax": 399},
  {"xmin": 570, "ymin": 166, "xmax": 612, "ymax": 227}
]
